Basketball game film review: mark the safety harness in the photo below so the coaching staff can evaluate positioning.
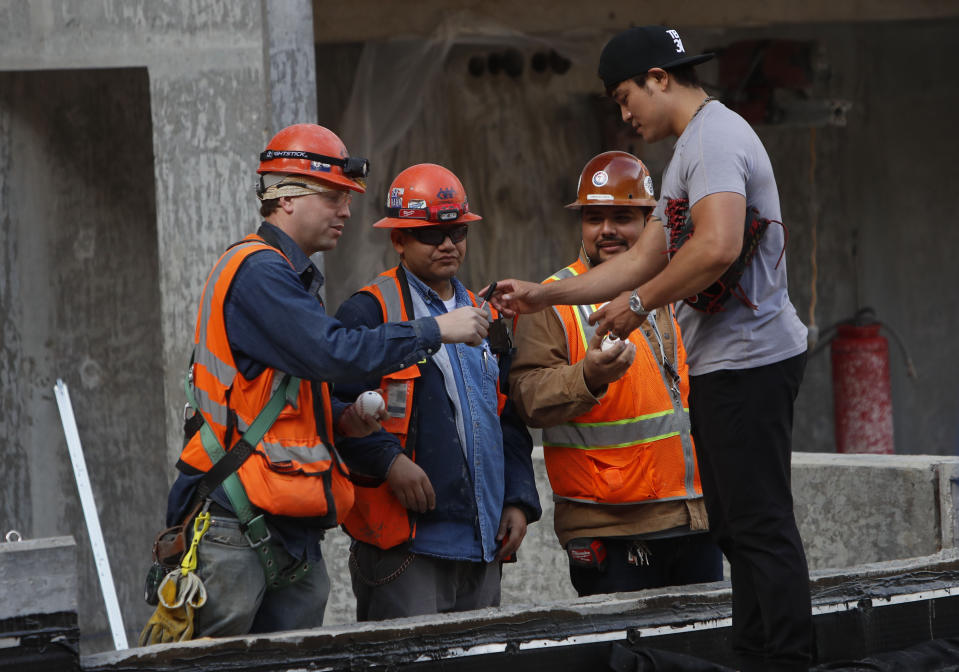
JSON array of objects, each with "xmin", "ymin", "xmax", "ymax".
[{"xmin": 183, "ymin": 368, "xmax": 313, "ymax": 589}]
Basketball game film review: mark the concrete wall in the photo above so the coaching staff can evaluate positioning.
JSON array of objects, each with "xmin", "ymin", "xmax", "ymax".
[{"xmin": 0, "ymin": 0, "xmax": 272, "ymax": 653}]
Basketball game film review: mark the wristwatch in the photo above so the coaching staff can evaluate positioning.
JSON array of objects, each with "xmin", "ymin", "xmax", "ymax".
[{"xmin": 628, "ymin": 290, "xmax": 650, "ymax": 318}]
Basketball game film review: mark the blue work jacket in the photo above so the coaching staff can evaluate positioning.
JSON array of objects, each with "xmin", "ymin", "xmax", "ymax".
[{"xmin": 334, "ymin": 269, "xmax": 541, "ymax": 563}]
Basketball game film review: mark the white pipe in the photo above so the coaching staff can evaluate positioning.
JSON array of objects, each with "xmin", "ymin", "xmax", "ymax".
[{"xmin": 54, "ymin": 379, "xmax": 128, "ymax": 651}]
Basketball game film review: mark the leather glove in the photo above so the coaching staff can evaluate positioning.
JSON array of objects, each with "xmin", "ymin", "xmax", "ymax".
[{"xmin": 137, "ymin": 570, "xmax": 206, "ymax": 646}]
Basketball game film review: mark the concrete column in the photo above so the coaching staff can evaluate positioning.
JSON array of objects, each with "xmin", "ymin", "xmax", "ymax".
[
  {"xmin": 263, "ymin": 0, "xmax": 318, "ymax": 132},
  {"xmin": 262, "ymin": 0, "xmax": 325, "ymax": 289}
]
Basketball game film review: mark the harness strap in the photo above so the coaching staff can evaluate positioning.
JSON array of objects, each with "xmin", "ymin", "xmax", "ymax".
[{"xmin": 184, "ymin": 368, "xmax": 310, "ymax": 589}]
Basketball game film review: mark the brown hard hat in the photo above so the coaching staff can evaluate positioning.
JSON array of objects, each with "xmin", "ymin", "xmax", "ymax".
[{"xmin": 566, "ymin": 151, "xmax": 657, "ymax": 210}]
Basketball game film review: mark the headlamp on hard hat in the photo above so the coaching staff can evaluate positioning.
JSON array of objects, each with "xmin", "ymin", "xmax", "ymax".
[{"xmin": 258, "ymin": 149, "xmax": 370, "ymax": 179}]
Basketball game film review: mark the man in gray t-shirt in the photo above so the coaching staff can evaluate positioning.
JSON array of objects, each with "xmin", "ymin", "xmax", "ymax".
[
  {"xmin": 655, "ymin": 98, "xmax": 807, "ymax": 375},
  {"xmin": 492, "ymin": 25, "xmax": 812, "ymax": 672}
]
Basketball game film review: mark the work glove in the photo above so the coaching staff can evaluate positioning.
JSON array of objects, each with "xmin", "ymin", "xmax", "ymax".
[{"xmin": 137, "ymin": 570, "xmax": 207, "ymax": 646}]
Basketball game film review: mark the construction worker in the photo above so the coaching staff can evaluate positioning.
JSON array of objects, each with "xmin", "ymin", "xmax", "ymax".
[
  {"xmin": 491, "ymin": 26, "xmax": 811, "ymax": 672},
  {"xmin": 333, "ymin": 163, "xmax": 541, "ymax": 621},
  {"xmin": 509, "ymin": 151, "xmax": 722, "ymax": 596},
  {"xmin": 141, "ymin": 126, "xmax": 491, "ymax": 642}
]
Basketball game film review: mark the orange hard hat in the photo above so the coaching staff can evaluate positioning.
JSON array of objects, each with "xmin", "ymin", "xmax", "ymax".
[
  {"xmin": 566, "ymin": 151, "xmax": 657, "ymax": 210},
  {"xmin": 373, "ymin": 163, "xmax": 482, "ymax": 229},
  {"xmin": 257, "ymin": 124, "xmax": 368, "ymax": 193}
]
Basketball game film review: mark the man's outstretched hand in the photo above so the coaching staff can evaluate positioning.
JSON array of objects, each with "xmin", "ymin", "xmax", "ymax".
[{"xmin": 483, "ymin": 279, "xmax": 548, "ymax": 317}]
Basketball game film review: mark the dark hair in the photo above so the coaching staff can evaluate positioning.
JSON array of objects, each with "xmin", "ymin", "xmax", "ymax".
[
  {"xmin": 631, "ymin": 63, "xmax": 701, "ymax": 90},
  {"xmin": 259, "ymin": 199, "xmax": 280, "ymax": 218}
]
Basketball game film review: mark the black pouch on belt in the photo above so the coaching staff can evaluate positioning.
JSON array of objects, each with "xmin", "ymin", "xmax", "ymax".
[
  {"xmin": 143, "ymin": 526, "xmax": 185, "ymax": 606},
  {"xmin": 566, "ymin": 538, "xmax": 608, "ymax": 570},
  {"xmin": 142, "ymin": 500, "xmax": 204, "ymax": 605}
]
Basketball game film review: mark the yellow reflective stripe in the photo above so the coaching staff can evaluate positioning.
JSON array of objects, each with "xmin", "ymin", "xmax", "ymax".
[
  {"xmin": 550, "ymin": 265, "xmax": 604, "ymax": 350},
  {"xmin": 571, "ymin": 408, "xmax": 675, "ymax": 427},
  {"xmin": 542, "ymin": 408, "xmax": 688, "ymax": 448},
  {"xmin": 545, "ymin": 431, "xmax": 681, "ymax": 451}
]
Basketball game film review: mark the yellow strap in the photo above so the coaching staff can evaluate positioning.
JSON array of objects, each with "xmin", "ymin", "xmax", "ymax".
[{"xmin": 180, "ymin": 512, "xmax": 211, "ymax": 575}]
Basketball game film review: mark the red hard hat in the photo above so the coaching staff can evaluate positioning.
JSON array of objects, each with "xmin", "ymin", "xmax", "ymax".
[
  {"xmin": 566, "ymin": 151, "xmax": 657, "ymax": 210},
  {"xmin": 257, "ymin": 124, "xmax": 368, "ymax": 193},
  {"xmin": 373, "ymin": 163, "xmax": 482, "ymax": 229}
]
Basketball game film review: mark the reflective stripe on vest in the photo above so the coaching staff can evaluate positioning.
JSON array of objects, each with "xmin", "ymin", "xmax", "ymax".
[
  {"xmin": 543, "ymin": 408, "xmax": 688, "ymax": 450},
  {"xmin": 547, "ymin": 265, "xmax": 599, "ymax": 350},
  {"xmin": 541, "ymin": 258, "xmax": 700, "ymax": 504}
]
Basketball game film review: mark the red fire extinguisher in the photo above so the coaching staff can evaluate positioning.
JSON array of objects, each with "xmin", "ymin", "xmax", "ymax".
[{"xmin": 811, "ymin": 308, "xmax": 917, "ymax": 454}]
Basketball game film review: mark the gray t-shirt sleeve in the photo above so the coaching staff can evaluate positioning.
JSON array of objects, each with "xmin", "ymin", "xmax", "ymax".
[{"xmin": 685, "ymin": 115, "xmax": 751, "ymax": 207}]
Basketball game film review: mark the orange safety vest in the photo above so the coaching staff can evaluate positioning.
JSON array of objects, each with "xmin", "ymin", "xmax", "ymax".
[
  {"xmin": 541, "ymin": 258, "xmax": 701, "ymax": 506},
  {"xmin": 342, "ymin": 266, "xmax": 506, "ymax": 549},
  {"xmin": 178, "ymin": 233, "xmax": 354, "ymax": 523}
]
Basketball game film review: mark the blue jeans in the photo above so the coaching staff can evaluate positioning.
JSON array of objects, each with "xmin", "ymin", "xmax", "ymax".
[{"xmin": 192, "ymin": 514, "xmax": 330, "ymax": 636}]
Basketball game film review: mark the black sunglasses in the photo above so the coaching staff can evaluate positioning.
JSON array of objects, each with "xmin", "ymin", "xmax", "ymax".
[{"xmin": 405, "ymin": 225, "xmax": 469, "ymax": 246}]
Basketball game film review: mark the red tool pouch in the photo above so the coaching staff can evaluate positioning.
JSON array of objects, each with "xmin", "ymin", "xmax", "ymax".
[{"xmin": 566, "ymin": 538, "xmax": 608, "ymax": 570}]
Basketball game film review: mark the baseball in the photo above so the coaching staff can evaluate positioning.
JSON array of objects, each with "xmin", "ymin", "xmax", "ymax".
[
  {"xmin": 601, "ymin": 334, "xmax": 621, "ymax": 351},
  {"xmin": 356, "ymin": 390, "xmax": 385, "ymax": 418}
]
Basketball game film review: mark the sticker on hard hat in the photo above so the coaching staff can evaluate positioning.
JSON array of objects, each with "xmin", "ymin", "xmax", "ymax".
[
  {"xmin": 408, "ymin": 199, "xmax": 427, "ymax": 209},
  {"xmin": 587, "ymin": 194, "xmax": 614, "ymax": 200},
  {"xmin": 644, "ymin": 176, "xmax": 655, "ymax": 196},
  {"xmin": 311, "ymin": 161, "xmax": 332, "ymax": 172},
  {"xmin": 436, "ymin": 187, "xmax": 456, "ymax": 200},
  {"xmin": 388, "ymin": 188, "xmax": 404, "ymax": 208},
  {"xmin": 592, "ymin": 171, "xmax": 609, "ymax": 187}
]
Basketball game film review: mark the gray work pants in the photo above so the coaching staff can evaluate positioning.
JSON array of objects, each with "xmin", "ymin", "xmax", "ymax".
[
  {"xmin": 350, "ymin": 541, "xmax": 501, "ymax": 621},
  {"xmin": 193, "ymin": 515, "xmax": 330, "ymax": 637}
]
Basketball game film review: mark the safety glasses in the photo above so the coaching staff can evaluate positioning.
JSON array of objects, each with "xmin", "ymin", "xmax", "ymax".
[
  {"xmin": 405, "ymin": 225, "xmax": 469, "ymax": 246},
  {"xmin": 318, "ymin": 190, "xmax": 352, "ymax": 207}
]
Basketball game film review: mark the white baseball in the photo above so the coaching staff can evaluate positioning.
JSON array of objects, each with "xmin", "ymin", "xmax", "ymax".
[
  {"xmin": 601, "ymin": 334, "xmax": 620, "ymax": 351},
  {"xmin": 356, "ymin": 390, "xmax": 385, "ymax": 418}
]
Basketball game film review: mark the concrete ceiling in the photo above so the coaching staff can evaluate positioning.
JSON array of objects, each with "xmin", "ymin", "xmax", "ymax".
[{"xmin": 313, "ymin": 0, "xmax": 959, "ymax": 43}]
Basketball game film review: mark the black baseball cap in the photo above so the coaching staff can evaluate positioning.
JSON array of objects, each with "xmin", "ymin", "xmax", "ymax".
[{"xmin": 599, "ymin": 26, "xmax": 715, "ymax": 93}]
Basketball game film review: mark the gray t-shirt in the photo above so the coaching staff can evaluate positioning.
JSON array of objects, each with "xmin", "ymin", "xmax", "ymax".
[{"xmin": 652, "ymin": 100, "xmax": 807, "ymax": 375}]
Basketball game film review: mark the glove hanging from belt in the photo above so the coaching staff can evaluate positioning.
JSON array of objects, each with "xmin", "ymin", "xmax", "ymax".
[{"xmin": 138, "ymin": 507, "xmax": 211, "ymax": 646}]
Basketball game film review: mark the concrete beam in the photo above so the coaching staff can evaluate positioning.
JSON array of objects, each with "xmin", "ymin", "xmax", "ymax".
[
  {"xmin": 81, "ymin": 551, "xmax": 959, "ymax": 670},
  {"xmin": 0, "ymin": 535, "xmax": 77, "ymax": 620},
  {"xmin": 793, "ymin": 453, "xmax": 959, "ymax": 569},
  {"xmin": 311, "ymin": 0, "xmax": 959, "ymax": 43}
]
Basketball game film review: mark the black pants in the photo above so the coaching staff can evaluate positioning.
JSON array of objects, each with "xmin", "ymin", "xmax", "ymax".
[
  {"xmin": 689, "ymin": 353, "xmax": 811, "ymax": 672},
  {"xmin": 568, "ymin": 533, "xmax": 723, "ymax": 597}
]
